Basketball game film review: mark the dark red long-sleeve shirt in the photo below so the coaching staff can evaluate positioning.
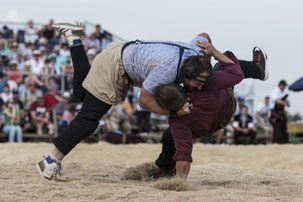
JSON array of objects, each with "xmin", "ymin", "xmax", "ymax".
[{"xmin": 169, "ymin": 51, "xmax": 244, "ymax": 162}]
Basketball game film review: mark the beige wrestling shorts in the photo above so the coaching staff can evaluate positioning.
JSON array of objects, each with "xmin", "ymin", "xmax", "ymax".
[{"xmin": 82, "ymin": 42, "xmax": 127, "ymax": 105}]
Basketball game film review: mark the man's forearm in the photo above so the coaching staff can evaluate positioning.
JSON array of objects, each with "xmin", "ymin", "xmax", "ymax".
[
  {"xmin": 176, "ymin": 160, "xmax": 191, "ymax": 180},
  {"xmin": 139, "ymin": 98, "xmax": 169, "ymax": 115}
]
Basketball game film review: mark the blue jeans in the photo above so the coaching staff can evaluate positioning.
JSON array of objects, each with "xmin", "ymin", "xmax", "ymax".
[{"xmin": 3, "ymin": 125, "xmax": 23, "ymax": 143}]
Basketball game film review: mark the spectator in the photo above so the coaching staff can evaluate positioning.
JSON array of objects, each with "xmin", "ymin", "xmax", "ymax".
[
  {"xmin": 234, "ymin": 96, "xmax": 245, "ymax": 116},
  {"xmin": 101, "ymin": 31, "xmax": 113, "ymax": 51},
  {"xmin": 24, "ymin": 20, "xmax": 39, "ymax": 44},
  {"xmin": 30, "ymin": 50, "xmax": 44, "ymax": 74},
  {"xmin": 87, "ymin": 49, "xmax": 96, "ymax": 64},
  {"xmin": 255, "ymin": 96, "xmax": 273, "ymax": 138},
  {"xmin": 88, "ymin": 33, "xmax": 101, "ymax": 51},
  {"xmin": 93, "ymin": 24, "xmax": 104, "ymax": 44},
  {"xmin": 233, "ymin": 106, "xmax": 256, "ymax": 145},
  {"xmin": 2, "ymin": 99, "xmax": 23, "ymax": 143},
  {"xmin": 269, "ymin": 80, "xmax": 289, "ymax": 144},
  {"xmin": 55, "ymin": 91, "xmax": 71, "ymax": 122},
  {"xmin": 1, "ymin": 84, "xmax": 12, "ymax": 103},
  {"xmin": 16, "ymin": 53, "xmax": 25, "ymax": 72},
  {"xmin": 0, "ymin": 72, "xmax": 8, "ymax": 93},
  {"xmin": 41, "ymin": 19, "xmax": 56, "ymax": 41},
  {"xmin": 0, "ymin": 25, "xmax": 13, "ymax": 39},
  {"xmin": 44, "ymin": 83, "xmax": 62, "ymax": 110},
  {"xmin": 7, "ymin": 60, "xmax": 21, "ymax": 82},
  {"xmin": 10, "ymin": 42, "xmax": 18, "ymax": 60},
  {"xmin": 12, "ymin": 89, "xmax": 23, "ymax": 110},
  {"xmin": 20, "ymin": 80, "xmax": 42, "ymax": 110},
  {"xmin": 29, "ymin": 92, "xmax": 54, "ymax": 135},
  {"xmin": 52, "ymin": 45, "xmax": 67, "ymax": 70}
]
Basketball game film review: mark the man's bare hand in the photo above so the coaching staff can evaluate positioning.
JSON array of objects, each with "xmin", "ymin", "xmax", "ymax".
[
  {"xmin": 197, "ymin": 41, "xmax": 219, "ymax": 56},
  {"xmin": 177, "ymin": 102, "xmax": 192, "ymax": 116}
]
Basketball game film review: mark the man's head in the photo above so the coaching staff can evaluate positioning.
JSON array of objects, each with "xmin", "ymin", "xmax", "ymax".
[
  {"xmin": 264, "ymin": 96, "xmax": 270, "ymax": 105},
  {"xmin": 278, "ymin": 80, "xmax": 287, "ymax": 91},
  {"xmin": 240, "ymin": 105, "xmax": 248, "ymax": 116},
  {"xmin": 180, "ymin": 55, "xmax": 212, "ymax": 91},
  {"xmin": 154, "ymin": 84, "xmax": 187, "ymax": 111}
]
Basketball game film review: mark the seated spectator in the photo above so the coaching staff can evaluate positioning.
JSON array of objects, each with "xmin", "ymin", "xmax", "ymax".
[
  {"xmin": 24, "ymin": 20, "xmax": 39, "ymax": 44},
  {"xmin": 150, "ymin": 113, "xmax": 168, "ymax": 132},
  {"xmin": 1, "ymin": 84, "xmax": 12, "ymax": 103},
  {"xmin": 255, "ymin": 96, "xmax": 273, "ymax": 138},
  {"xmin": 29, "ymin": 93, "xmax": 54, "ymax": 135},
  {"xmin": 55, "ymin": 91, "xmax": 71, "ymax": 122},
  {"xmin": 16, "ymin": 53, "xmax": 25, "ymax": 72},
  {"xmin": 2, "ymin": 99, "xmax": 23, "ymax": 143},
  {"xmin": 44, "ymin": 83, "xmax": 62, "ymax": 110},
  {"xmin": 12, "ymin": 89, "xmax": 23, "ymax": 110},
  {"xmin": 20, "ymin": 80, "xmax": 42, "ymax": 110},
  {"xmin": 7, "ymin": 60, "xmax": 21, "ymax": 83},
  {"xmin": 0, "ymin": 25, "xmax": 13, "ymax": 39},
  {"xmin": 88, "ymin": 33, "xmax": 101, "ymax": 51},
  {"xmin": 41, "ymin": 19, "xmax": 56, "ymax": 41},
  {"xmin": 233, "ymin": 106, "xmax": 257, "ymax": 145},
  {"xmin": 30, "ymin": 50, "xmax": 44, "ymax": 74}
]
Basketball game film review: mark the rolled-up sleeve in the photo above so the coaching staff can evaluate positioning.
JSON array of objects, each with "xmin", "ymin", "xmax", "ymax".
[{"xmin": 169, "ymin": 118, "xmax": 193, "ymax": 162}]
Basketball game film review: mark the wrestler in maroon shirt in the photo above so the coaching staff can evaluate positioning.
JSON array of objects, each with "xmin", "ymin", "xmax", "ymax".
[{"xmin": 152, "ymin": 41, "xmax": 268, "ymax": 180}]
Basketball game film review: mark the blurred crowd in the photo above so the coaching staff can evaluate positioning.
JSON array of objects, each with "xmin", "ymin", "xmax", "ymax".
[
  {"xmin": 0, "ymin": 19, "xmax": 295, "ymax": 145},
  {"xmin": 0, "ymin": 19, "xmax": 166, "ymax": 144}
]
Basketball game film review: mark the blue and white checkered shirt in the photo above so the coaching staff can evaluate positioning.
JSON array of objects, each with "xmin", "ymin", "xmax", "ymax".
[{"xmin": 122, "ymin": 36, "xmax": 208, "ymax": 94}]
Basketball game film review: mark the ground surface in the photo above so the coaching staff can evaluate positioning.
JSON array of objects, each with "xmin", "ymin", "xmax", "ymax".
[{"xmin": 1, "ymin": 143, "xmax": 303, "ymax": 201}]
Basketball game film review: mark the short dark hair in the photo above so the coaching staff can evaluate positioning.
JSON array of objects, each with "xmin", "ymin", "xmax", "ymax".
[
  {"xmin": 180, "ymin": 55, "xmax": 212, "ymax": 80},
  {"xmin": 154, "ymin": 84, "xmax": 187, "ymax": 111},
  {"xmin": 279, "ymin": 80, "xmax": 287, "ymax": 86}
]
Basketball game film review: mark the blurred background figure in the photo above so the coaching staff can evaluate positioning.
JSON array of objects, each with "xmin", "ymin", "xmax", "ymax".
[
  {"xmin": 2, "ymin": 99, "xmax": 23, "ymax": 143},
  {"xmin": 233, "ymin": 105, "xmax": 256, "ymax": 145},
  {"xmin": 255, "ymin": 96, "xmax": 273, "ymax": 139},
  {"xmin": 270, "ymin": 80, "xmax": 290, "ymax": 144}
]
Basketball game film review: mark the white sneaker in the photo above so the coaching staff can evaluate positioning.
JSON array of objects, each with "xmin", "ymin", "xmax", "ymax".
[
  {"xmin": 36, "ymin": 156, "xmax": 63, "ymax": 180},
  {"xmin": 52, "ymin": 22, "xmax": 84, "ymax": 47}
]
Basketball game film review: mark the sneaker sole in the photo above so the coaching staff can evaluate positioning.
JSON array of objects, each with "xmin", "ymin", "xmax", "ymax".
[{"xmin": 256, "ymin": 46, "xmax": 269, "ymax": 81}]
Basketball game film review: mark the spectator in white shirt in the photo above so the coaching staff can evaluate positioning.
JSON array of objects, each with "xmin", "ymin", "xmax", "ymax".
[{"xmin": 255, "ymin": 96, "xmax": 273, "ymax": 137}]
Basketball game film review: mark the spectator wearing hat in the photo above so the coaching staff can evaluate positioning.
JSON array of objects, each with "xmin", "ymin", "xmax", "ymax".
[
  {"xmin": 30, "ymin": 92, "xmax": 54, "ymax": 135},
  {"xmin": 234, "ymin": 96, "xmax": 245, "ymax": 116},
  {"xmin": 7, "ymin": 60, "xmax": 21, "ymax": 82},
  {"xmin": 55, "ymin": 91, "xmax": 71, "ymax": 122},
  {"xmin": 2, "ymin": 98, "xmax": 23, "ymax": 143},
  {"xmin": 269, "ymin": 80, "xmax": 290, "ymax": 143},
  {"xmin": 30, "ymin": 50, "xmax": 44, "ymax": 74}
]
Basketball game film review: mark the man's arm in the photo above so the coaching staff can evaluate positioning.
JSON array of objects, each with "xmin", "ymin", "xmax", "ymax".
[
  {"xmin": 139, "ymin": 87, "xmax": 191, "ymax": 116},
  {"xmin": 139, "ymin": 87, "xmax": 170, "ymax": 115}
]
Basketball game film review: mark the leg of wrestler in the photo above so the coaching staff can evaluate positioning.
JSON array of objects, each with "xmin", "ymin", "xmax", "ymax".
[
  {"xmin": 155, "ymin": 128, "xmax": 176, "ymax": 170},
  {"xmin": 70, "ymin": 44, "xmax": 91, "ymax": 102}
]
